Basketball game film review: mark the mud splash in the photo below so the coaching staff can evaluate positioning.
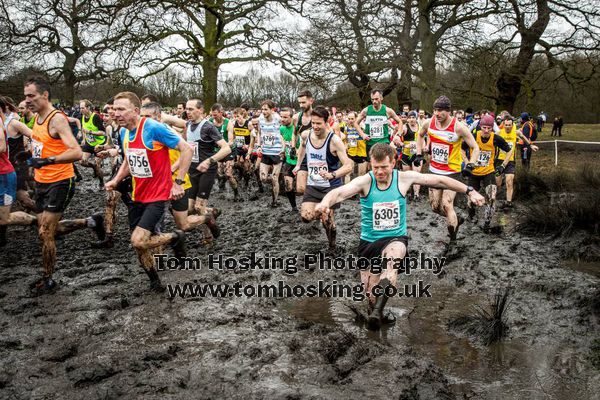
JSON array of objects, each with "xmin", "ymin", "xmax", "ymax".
[{"xmin": 1, "ymin": 168, "xmax": 599, "ymax": 399}]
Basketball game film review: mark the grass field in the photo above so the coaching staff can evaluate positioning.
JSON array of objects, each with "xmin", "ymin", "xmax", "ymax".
[
  {"xmin": 535, "ymin": 123, "xmax": 600, "ymax": 142},
  {"xmin": 528, "ymin": 124, "xmax": 600, "ymax": 172}
]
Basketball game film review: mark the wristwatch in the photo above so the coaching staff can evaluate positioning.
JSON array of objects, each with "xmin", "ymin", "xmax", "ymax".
[
  {"xmin": 209, "ymin": 157, "xmax": 217, "ymax": 165},
  {"xmin": 174, "ymin": 178, "xmax": 185, "ymax": 185},
  {"xmin": 465, "ymin": 186, "xmax": 474, "ymax": 195},
  {"xmin": 330, "ymin": 171, "xmax": 337, "ymax": 180},
  {"xmin": 48, "ymin": 156, "xmax": 56, "ymax": 164}
]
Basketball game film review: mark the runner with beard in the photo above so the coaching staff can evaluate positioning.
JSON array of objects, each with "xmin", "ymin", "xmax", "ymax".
[
  {"xmin": 414, "ymin": 95, "xmax": 480, "ymax": 241},
  {"xmin": 210, "ymin": 103, "xmax": 239, "ymax": 201},
  {"xmin": 292, "ymin": 90, "xmax": 314, "ymax": 195},
  {"xmin": 315, "ymin": 143, "xmax": 484, "ymax": 330},
  {"xmin": 105, "ymin": 92, "xmax": 193, "ymax": 292},
  {"xmin": 252, "ymin": 100, "xmax": 284, "ymax": 207},
  {"xmin": 23, "ymin": 77, "xmax": 106, "ymax": 293},
  {"xmin": 494, "ymin": 116, "xmax": 537, "ymax": 208},
  {"xmin": 184, "ymin": 99, "xmax": 231, "ymax": 244},
  {"xmin": 355, "ymin": 89, "xmax": 404, "ymax": 168},
  {"xmin": 297, "ymin": 106, "xmax": 353, "ymax": 250}
]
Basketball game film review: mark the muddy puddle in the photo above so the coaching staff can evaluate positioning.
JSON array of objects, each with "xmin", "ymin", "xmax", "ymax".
[
  {"xmin": 1, "ymin": 167, "xmax": 599, "ymax": 399},
  {"xmin": 279, "ymin": 280, "xmax": 599, "ymax": 400}
]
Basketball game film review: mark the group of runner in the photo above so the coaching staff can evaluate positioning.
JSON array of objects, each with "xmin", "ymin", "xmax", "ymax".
[{"xmin": 1, "ymin": 79, "xmax": 540, "ymax": 330}]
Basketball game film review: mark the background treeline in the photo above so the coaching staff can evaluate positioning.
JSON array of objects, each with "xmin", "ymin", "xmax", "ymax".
[{"xmin": 1, "ymin": 0, "xmax": 599, "ymax": 121}]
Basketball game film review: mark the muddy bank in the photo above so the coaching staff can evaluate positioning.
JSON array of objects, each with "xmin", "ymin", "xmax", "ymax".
[{"xmin": 1, "ymin": 169, "xmax": 599, "ymax": 399}]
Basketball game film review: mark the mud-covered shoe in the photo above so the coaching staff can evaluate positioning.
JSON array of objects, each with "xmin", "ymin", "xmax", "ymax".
[
  {"xmin": 448, "ymin": 216, "xmax": 465, "ymax": 241},
  {"xmin": 29, "ymin": 277, "xmax": 58, "ymax": 294},
  {"xmin": 149, "ymin": 279, "xmax": 166, "ymax": 293},
  {"xmin": 91, "ymin": 233, "xmax": 114, "ymax": 249},
  {"xmin": 204, "ymin": 215, "xmax": 221, "ymax": 239},
  {"xmin": 211, "ymin": 207, "xmax": 222, "ymax": 219},
  {"xmin": 367, "ymin": 279, "xmax": 391, "ymax": 331},
  {"xmin": 170, "ymin": 230, "xmax": 187, "ymax": 259},
  {"xmin": 90, "ymin": 213, "xmax": 106, "ymax": 241}
]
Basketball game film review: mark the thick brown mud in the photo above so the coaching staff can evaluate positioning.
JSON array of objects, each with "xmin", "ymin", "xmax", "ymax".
[{"xmin": 1, "ymin": 170, "xmax": 599, "ymax": 399}]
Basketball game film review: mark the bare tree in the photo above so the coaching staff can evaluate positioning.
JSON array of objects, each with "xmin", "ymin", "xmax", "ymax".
[
  {"xmin": 136, "ymin": 0, "xmax": 288, "ymax": 108},
  {"xmin": 0, "ymin": 0, "xmax": 144, "ymax": 105},
  {"xmin": 493, "ymin": 0, "xmax": 600, "ymax": 112}
]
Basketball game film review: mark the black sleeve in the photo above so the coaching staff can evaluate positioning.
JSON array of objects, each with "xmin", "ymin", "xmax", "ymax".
[
  {"xmin": 202, "ymin": 122, "xmax": 223, "ymax": 143},
  {"xmin": 93, "ymin": 114, "xmax": 105, "ymax": 131},
  {"xmin": 494, "ymin": 135, "xmax": 511, "ymax": 152},
  {"xmin": 461, "ymin": 141, "xmax": 469, "ymax": 151}
]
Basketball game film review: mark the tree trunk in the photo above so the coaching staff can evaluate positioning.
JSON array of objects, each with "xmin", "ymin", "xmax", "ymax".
[
  {"xmin": 396, "ymin": 65, "xmax": 412, "ymax": 109},
  {"xmin": 417, "ymin": 3, "xmax": 437, "ymax": 111},
  {"xmin": 495, "ymin": 0, "xmax": 550, "ymax": 113},
  {"xmin": 202, "ymin": 4, "xmax": 220, "ymax": 108},
  {"xmin": 62, "ymin": 66, "xmax": 77, "ymax": 107}
]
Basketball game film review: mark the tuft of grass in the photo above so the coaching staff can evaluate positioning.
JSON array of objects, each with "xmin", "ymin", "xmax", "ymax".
[
  {"xmin": 515, "ymin": 165, "xmax": 600, "ymax": 236},
  {"xmin": 449, "ymin": 288, "xmax": 511, "ymax": 345}
]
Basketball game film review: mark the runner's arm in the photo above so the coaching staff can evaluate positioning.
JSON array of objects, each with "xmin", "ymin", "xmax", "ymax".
[
  {"xmin": 227, "ymin": 120, "xmax": 235, "ymax": 146},
  {"xmin": 0, "ymin": 126, "xmax": 5, "ymax": 153},
  {"xmin": 325, "ymin": 135, "xmax": 353, "ymax": 179},
  {"xmin": 173, "ymin": 139, "xmax": 193, "ymax": 180},
  {"xmin": 49, "ymin": 114, "xmax": 82, "ymax": 163},
  {"xmin": 387, "ymin": 108, "xmax": 403, "ymax": 135},
  {"xmin": 355, "ymin": 108, "xmax": 369, "ymax": 140},
  {"xmin": 416, "ymin": 118, "xmax": 430, "ymax": 155},
  {"xmin": 400, "ymin": 171, "xmax": 484, "ymax": 205},
  {"xmin": 317, "ymin": 173, "xmax": 371, "ymax": 212},
  {"xmin": 456, "ymin": 123, "xmax": 479, "ymax": 164},
  {"xmin": 495, "ymin": 136, "xmax": 513, "ymax": 168},
  {"xmin": 294, "ymin": 131, "xmax": 308, "ymax": 170},
  {"xmin": 161, "ymin": 113, "xmax": 186, "ymax": 130},
  {"xmin": 211, "ymin": 139, "xmax": 232, "ymax": 163},
  {"xmin": 8, "ymin": 119, "xmax": 32, "ymax": 139}
]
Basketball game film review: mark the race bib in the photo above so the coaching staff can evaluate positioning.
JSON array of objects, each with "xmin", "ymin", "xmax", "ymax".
[
  {"xmin": 308, "ymin": 160, "xmax": 328, "ymax": 183},
  {"xmin": 235, "ymin": 136, "xmax": 245, "ymax": 148},
  {"xmin": 188, "ymin": 141, "xmax": 199, "ymax": 163},
  {"xmin": 373, "ymin": 201, "xmax": 400, "ymax": 231},
  {"xmin": 407, "ymin": 142, "xmax": 416, "ymax": 155},
  {"xmin": 348, "ymin": 137, "xmax": 357, "ymax": 148},
  {"xmin": 31, "ymin": 139, "xmax": 43, "ymax": 158},
  {"xmin": 127, "ymin": 148, "xmax": 153, "ymax": 178},
  {"xmin": 477, "ymin": 151, "xmax": 492, "ymax": 167},
  {"xmin": 370, "ymin": 124, "xmax": 384, "ymax": 138},
  {"xmin": 431, "ymin": 142, "xmax": 450, "ymax": 164},
  {"xmin": 263, "ymin": 135, "xmax": 275, "ymax": 147}
]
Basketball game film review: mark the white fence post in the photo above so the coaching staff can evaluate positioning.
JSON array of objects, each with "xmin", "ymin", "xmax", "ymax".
[{"xmin": 554, "ymin": 140, "xmax": 558, "ymax": 166}]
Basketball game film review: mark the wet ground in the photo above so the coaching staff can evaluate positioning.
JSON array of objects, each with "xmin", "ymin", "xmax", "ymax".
[{"xmin": 1, "ymin": 169, "xmax": 599, "ymax": 400}]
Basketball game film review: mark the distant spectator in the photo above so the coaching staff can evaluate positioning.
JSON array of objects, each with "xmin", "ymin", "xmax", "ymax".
[
  {"xmin": 551, "ymin": 117, "xmax": 560, "ymax": 137},
  {"xmin": 558, "ymin": 116, "xmax": 563, "ymax": 137}
]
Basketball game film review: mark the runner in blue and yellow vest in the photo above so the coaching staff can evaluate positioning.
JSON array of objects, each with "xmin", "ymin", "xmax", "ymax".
[
  {"xmin": 79, "ymin": 99, "xmax": 107, "ymax": 188},
  {"xmin": 343, "ymin": 111, "xmax": 368, "ymax": 181}
]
